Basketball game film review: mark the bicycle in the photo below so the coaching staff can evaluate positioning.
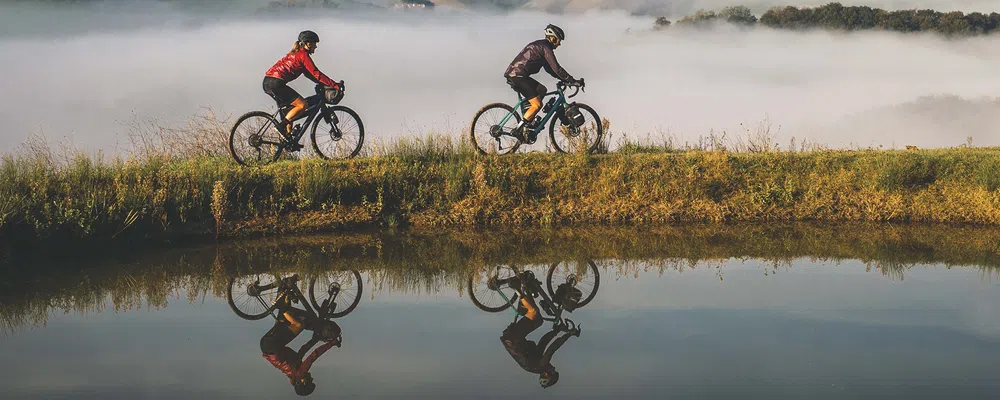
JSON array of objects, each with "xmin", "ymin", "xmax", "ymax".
[
  {"xmin": 466, "ymin": 260, "xmax": 600, "ymax": 330},
  {"xmin": 469, "ymin": 79, "xmax": 604, "ymax": 155},
  {"xmin": 227, "ymin": 270, "xmax": 363, "ymax": 322},
  {"xmin": 228, "ymin": 82, "xmax": 365, "ymax": 167}
]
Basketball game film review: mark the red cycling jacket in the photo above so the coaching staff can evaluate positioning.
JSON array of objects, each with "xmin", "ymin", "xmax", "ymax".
[
  {"xmin": 265, "ymin": 48, "xmax": 338, "ymax": 88},
  {"xmin": 262, "ymin": 340, "xmax": 337, "ymax": 381}
]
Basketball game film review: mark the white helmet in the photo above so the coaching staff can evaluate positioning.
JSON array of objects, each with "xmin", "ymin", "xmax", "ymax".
[{"xmin": 544, "ymin": 24, "xmax": 565, "ymax": 41}]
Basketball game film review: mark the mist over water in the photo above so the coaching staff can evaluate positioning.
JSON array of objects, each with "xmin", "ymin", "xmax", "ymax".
[{"xmin": 2, "ymin": 0, "xmax": 1000, "ymax": 154}]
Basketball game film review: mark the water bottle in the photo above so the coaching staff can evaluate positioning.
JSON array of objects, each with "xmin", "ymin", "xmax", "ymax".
[{"xmin": 542, "ymin": 97, "xmax": 557, "ymax": 113}]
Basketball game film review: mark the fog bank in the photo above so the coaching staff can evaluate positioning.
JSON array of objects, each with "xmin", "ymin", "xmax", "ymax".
[{"xmin": 2, "ymin": 2, "xmax": 1000, "ymax": 154}]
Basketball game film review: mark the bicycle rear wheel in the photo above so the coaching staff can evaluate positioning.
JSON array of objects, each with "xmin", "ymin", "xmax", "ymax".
[
  {"xmin": 470, "ymin": 103, "xmax": 522, "ymax": 155},
  {"xmin": 548, "ymin": 103, "xmax": 603, "ymax": 154},
  {"xmin": 229, "ymin": 111, "xmax": 285, "ymax": 167},
  {"xmin": 467, "ymin": 265, "xmax": 520, "ymax": 312},
  {"xmin": 227, "ymin": 273, "xmax": 282, "ymax": 320},
  {"xmin": 311, "ymin": 106, "xmax": 365, "ymax": 159},
  {"xmin": 546, "ymin": 260, "xmax": 600, "ymax": 309},
  {"xmin": 308, "ymin": 270, "xmax": 364, "ymax": 318}
]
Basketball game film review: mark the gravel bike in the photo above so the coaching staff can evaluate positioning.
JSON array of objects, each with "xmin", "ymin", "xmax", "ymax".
[
  {"xmin": 227, "ymin": 270, "xmax": 363, "ymax": 321},
  {"xmin": 469, "ymin": 80, "xmax": 603, "ymax": 155},
  {"xmin": 229, "ymin": 83, "xmax": 365, "ymax": 166}
]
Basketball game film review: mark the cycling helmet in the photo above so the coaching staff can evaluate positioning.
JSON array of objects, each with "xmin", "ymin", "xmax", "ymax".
[
  {"xmin": 298, "ymin": 30, "xmax": 320, "ymax": 43},
  {"xmin": 294, "ymin": 374, "xmax": 316, "ymax": 396},
  {"xmin": 544, "ymin": 24, "xmax": 565, "ymax": 41},
  {"xmin": 539, "ymin": 370, "xmax": 560, "ymax": 388}
]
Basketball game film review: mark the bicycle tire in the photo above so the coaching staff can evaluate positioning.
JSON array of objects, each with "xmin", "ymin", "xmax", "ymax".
[
  {"xmin": 470, "ymin": 103, "xmax": 522, "ymax": 155},
  {"xmin": 548, "ymin": 103, "xmax": 604, "ymax": 154},
  {"xmin": 229, "ymin": 111, "xmax": 285, "ymax": 167},
  {"xmin": 467, "ymin": 266, "xmax": 519, "ymax": 312},
  {"xmin": 308, "ymin": 270, "xmax": 364, "ymax": 318},
  {"xmin": 227, "ymin": 273, "xmax": 281, "ymax": 320},
  {"xmin": 546, "ymin": 260, "xmax": 600, "ymax": 309},
  {"xmin": 311, "ymin": 105, "xmax": 365, "ymax": 160}
]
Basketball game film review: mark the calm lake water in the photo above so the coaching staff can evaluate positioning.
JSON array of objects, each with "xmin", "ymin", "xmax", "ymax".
[{"xmin": 1, "ymin": 225, "xmax": 998, "ymax": 399}]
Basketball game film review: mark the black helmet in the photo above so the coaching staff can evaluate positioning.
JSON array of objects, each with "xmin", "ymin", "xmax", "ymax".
[
  {"xmin": 294, "ymin": 374, "xmax": 316, "ymax": 396},
  {"xmin": 544, "ymin": 24, "xmax": 565, "ymax": 41},
  {"xmin": 540, "ymin": 370, "xmax": 560, "ymax": 388},
  {"xmin": 298, "ymin": 30, "xmax": 320, "ymax": 43}
]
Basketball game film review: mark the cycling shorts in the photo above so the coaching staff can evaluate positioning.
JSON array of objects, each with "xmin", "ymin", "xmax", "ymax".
[
  {"xmin": 263, "ymin": 76, "xmax": 302, "ymax": 108},
  {"xmin": 506, "ymin": 76, "xmax": 547, "ymax": 100},
  {"xmin": 260, "ymin": 320, "xmax": 298, "ymax": 354}
]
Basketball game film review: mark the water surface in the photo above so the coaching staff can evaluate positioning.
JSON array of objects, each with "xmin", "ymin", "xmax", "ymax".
[{"xmin": 1, "ymin": 224, "xmax": 998, "ymax": 398}]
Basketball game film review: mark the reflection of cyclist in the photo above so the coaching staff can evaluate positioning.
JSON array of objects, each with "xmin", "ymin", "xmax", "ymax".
[
  {"xmin": 263, "ymin": 30, "xmax": 342, "ymax": 137},
  {"xmin": 503, "ymin": 24, "xmax": 582, "ymax": 143},
  {"xmin": 499, "ymin": 274, "xmax": 580, "ymax": 388},
  {"xmin": 259, "ymin": 295, "xmax": 342, "ymax": 396}
]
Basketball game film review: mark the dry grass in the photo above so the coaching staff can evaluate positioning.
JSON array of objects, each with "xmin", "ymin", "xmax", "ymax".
[{"xmin": 3, "ymin": 111, "xmax": 1000, "ymax": 245}]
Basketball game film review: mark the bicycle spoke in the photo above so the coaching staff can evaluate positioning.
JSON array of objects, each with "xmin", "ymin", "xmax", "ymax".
[
  {"xmin": 312, "ymin": 107, "xmax": 364, "ymax": 160},
  {"xmin": 471, "ymin": 104, "xmax": 521, "ymax": 155},
  {"xmin": 230, "ymin": 112, "xmax": 284, "ymax": 167}
]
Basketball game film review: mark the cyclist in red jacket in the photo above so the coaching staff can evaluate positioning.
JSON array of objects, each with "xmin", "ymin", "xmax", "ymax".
[
  {"xmin": 263, "ymin": 30, "xmax": 343, "ymax": 137},
  {"xmin": 259, "ymin": 292, "xmax": 342, "ymax": 396}
]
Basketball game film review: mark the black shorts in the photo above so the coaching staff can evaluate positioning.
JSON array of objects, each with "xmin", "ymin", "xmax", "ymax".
[
  {"xmin": 260, "ymin": 320, "xmax": 298, "ymax": 354},
  {"xmin": 506, "ymin": 76, "xmax": 547, "ymax": 100},
  {"xmin": 501, "ymin": 315, "xmax": 544, "ymax": 341},
  {"xmin": 262, "ymin": 76, "xmax": 302, "ymax": 108}
]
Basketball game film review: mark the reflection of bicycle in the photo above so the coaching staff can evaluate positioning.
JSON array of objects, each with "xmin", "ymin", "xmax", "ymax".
[
  {"xmin": 469, "ymin": 80, "xmax": 604, "ymax": 155},
  {"xmin": 228, "ymin": 83, "xmax": 365, "ymax": 167},
  {"xmin": 467, "ymin": 261, "xmax": 600, "ymax": 328},
  {"xmin": 227, "ymin": 270, "xmax": 363, "ymax": 321}
]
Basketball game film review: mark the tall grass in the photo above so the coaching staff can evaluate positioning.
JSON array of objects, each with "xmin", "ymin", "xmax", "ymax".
[{"xmin": 2, "ymin": 112, "xmax": 999, "ymax": 245}]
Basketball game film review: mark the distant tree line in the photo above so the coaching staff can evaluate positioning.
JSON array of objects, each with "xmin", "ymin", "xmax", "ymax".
[{"xmin": 655, "ymin": 2, "xmax": 1000, "ymax": 36}]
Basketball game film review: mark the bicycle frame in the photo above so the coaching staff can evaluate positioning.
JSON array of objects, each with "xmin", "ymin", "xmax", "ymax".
[
  {"xmin": 493, "ymin": 272, "xmax": 568, "ymax": 324},
  {"xmin": 496, "ymin": 87, "xmax": 568, "ymax": 133},
  {"xmin": 271, "ymin": 275, "xmax": 337, "ymax": 321},
  {"xmin": 258, "ymin": 83, "xmax": 346, "ymax": 150},
  {"xmin": 273, "ymin": 94, "xmax": 335, "ymax": 141}
]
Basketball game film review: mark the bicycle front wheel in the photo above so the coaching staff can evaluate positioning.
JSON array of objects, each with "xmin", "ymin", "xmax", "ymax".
[
  {"xmin": 229, "ymin": 111, "xmax": 285, "ymax": 167},
  {"xmin": 548, "ymin": 103, "xmax": 604, "ymax": 154},
  {"xmin": 546, "ymin": 260, "xmax": 600, "ymax": 309},
  {"xmin": 311, "ymin": 106, "xmax": 365, "ymax": 159},
  {"xmin": 470, "ymin": 103, "xmax": 522, "ymax": 155}
]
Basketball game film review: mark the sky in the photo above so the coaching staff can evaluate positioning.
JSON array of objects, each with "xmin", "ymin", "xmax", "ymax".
[{"xmin": 1, "ymin": 0, "xmax": 999, "ymax": 155}]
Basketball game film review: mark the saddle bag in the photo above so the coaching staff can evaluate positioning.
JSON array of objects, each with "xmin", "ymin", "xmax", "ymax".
[{"xmin": 562, "ymin": 103, "xmax": 585, "ymax": 127}]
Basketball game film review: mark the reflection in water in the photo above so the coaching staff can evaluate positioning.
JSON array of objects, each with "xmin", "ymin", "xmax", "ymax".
[
  {"xmin": 0, "ymin": 224, "xmax": 998, "ymax": 396},
  {"xmin": 228, "ymin": 272, "xmax": 362, "ymax": 396},
  {"xmin": 468, "ymin": 261, "xmax": 599, "ymax": 388},
  {"xmin": 3, "ymin": 223, "xmax": 1000, "ymax": 335}
]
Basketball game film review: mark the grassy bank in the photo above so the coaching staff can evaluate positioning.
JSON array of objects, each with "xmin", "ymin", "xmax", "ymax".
[
  {"xmin": 2, "ymin": 139, "xmax": 1000, "ymax": 246},
  {"xmin": 3, "ymin": 222, "xmax": 1000, "ymax": 334}
]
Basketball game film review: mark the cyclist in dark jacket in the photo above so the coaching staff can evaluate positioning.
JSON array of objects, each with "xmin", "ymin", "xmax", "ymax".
[
  {"xmin": 504, "ymin": 24, "xmax": 581, "ymax": 142},
  {"xmin": 499, "ymin": 273, "xmax": 580, "ymax": 389}
]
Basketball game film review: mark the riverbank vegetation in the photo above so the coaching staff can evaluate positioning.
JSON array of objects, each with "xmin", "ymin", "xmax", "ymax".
[
  {"xmin": 3, "ymin": 222, "xmax": 1000, "ymax": 334},
  {"xmin": 655, "ymin": 3, "xmax": 1000, "ymax": 37},
  {"xmin": 2, "ymin": 112, "xmax": 998, "ymax": 248}
]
